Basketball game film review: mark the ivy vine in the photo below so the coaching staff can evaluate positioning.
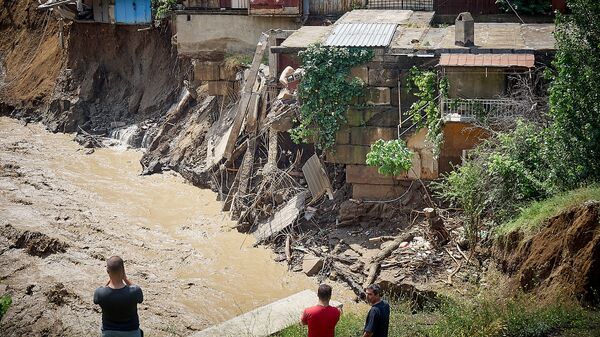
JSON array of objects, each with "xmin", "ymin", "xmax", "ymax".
[
  {"xmin": 406, "ymin": 67, "xmax": 448, "ymax": 158},
  {"xmin": 366, "ymin": 139, "xmax": 413, "ymax": 176},
  {"xmin": 290, "ymin": 43, "xmax": 373, "ymax": 150},
  {"xmin": 152, "ymin": 0, "xmax": 177, "ymax": 19}
]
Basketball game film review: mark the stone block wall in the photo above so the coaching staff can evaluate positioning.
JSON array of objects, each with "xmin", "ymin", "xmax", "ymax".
[
  {"xmin": 322, "ymin": 55, "xmax": 440, "ymax": 199},
  {"xmin": 193, "ymin": 61, "xmax": 240, "ymax": 97}
]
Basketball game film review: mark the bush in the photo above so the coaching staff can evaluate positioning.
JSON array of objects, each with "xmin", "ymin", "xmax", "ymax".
[
  {"xmin": 366, "ymin": 139, "xmax": 413, "ymax": 176},
  {"xmin": 434, "ymin": 121, "xmax": 555, "ymax": 241}
]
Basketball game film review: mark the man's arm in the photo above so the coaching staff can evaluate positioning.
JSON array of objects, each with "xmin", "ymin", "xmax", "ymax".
[
  {"xmin": 362, "ymin": 308, "xmax": 378, "ymax": 337},
  {"xmin": 300, "ymin": 309, "xmax": 308, "ymax": 326}
]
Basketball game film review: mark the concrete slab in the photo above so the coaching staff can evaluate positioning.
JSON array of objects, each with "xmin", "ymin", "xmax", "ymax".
[
  {"xmin": 280, "ymin": 26, "xmax": 332, "ymax": 49},
  {"xmin": 339, "ymin": 10, "xmax": 432, "ymax": 26},
  {"xmin": 190, "ymin": 290, "xmax": 317, "ymax": 337}
]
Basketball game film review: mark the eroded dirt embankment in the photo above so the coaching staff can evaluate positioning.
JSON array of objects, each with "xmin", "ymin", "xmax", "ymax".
[
  {"xmin": 494, "ymin": 201, "xmax": 600, "ymax": 305},
  {"xmin": 0, "ymin": 0, "xmax": 187, "ymax": 134}
]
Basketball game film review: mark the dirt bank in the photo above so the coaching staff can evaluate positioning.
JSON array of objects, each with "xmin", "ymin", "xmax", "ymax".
[
  {"xmin": 494, "ymin": 201, "xmax": 600, "ymax": 305},
  {"xmin": 0, "ymin": 0, "xmax": 187, "ymax": 134},
  {"xmin": 0, "ymin": 118, "xmax": 324, "ymax": 336},
  {"xmin": 0, "ymin": 0, "xmax": 63, "ymax": 113}
]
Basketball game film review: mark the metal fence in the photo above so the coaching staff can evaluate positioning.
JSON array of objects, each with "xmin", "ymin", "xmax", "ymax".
[
  {"xmin": 441, "ymin": 98, "xmax": 522, "ymax": 121},
  {"xmin": 366, "ymin": 0, "xmax": 434, "ymax": 10}
]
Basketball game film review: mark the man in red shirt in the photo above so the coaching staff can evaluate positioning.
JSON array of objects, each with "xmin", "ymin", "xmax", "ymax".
[{"xmin": 301, "ymin": 284, "xmax": 342, "ymax": 337}]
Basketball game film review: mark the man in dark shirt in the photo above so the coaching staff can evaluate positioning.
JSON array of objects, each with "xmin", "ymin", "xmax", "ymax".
[
  {"xmin": 362, "ymin": 284, "xmax": 390, "ymax": 337},
  {"xmin": 93, "ymin": 256, "xmax": 144, "ymax": 337}
]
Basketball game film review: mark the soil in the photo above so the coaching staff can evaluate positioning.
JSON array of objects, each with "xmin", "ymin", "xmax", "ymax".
[
  {"xmin": 0, "ymin": 0, "xmax": 187, "ymax": 135},
  {"xmin": 494, "ymin": 201, "xmax": 600, "ymax": 305}
]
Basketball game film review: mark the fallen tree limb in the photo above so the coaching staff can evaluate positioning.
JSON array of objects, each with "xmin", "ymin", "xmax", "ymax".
[{"xmin": 363, "ymin": 232, "xmax": 414, "ymax": 288}]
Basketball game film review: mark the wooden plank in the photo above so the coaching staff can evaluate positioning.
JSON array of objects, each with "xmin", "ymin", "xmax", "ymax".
[
  {"xmin": 231, "ymin": 138, "xmax": 257, "ymax": 218},
  {"xmin": 302, "ymin": 154, "xmax": 333, "ymax": 201},
  {"xmin": 224, "ymin": 33, "xmax": 269, "ymax": 160},
  {"xmin": 253, "ymin": 191, "xmax": 307, "ymax": 242},
  {"xmin": 190, "ymin": 290, "xmax": 328, "ymax": 337}
]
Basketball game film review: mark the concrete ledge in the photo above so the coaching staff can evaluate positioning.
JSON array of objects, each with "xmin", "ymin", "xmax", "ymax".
[
  {"xmin": 353, "ymin": 183, "xmax": 408, "ymax": 200},
  {"xmin": 191, "ymin": 290, "xmax": 326, "ymax": 337},
  {"xmin": 346, "ymin": 165, "xmax": 397, "ymax": 185}
]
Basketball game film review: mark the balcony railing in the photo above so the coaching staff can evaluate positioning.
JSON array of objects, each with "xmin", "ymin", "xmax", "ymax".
[{"xmin": 441, "ymin": 98, "xmax": 522, "ymax": 122}]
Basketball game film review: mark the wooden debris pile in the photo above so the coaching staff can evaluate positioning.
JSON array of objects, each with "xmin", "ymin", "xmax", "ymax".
[{"xmin": 203, "ymin": 31, "xmax": 327, "ymax": 244}]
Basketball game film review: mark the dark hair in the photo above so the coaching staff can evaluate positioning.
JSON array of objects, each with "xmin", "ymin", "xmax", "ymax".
[
  {"xmin": 365, "ymin": 283, "xmax": 382, "ymax": 296},
  {"xmin": 317, "ymin": 284, "xmax": 333, "ymax": 301},
  {"xmin": 106, "ymin": 256, "xmax": 124, "ymax": 274}
]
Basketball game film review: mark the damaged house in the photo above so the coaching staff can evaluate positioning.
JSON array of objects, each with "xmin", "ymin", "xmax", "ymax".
[{"xmin": 270, "ymin": 9, "xmax": 555, "ymax": 200}]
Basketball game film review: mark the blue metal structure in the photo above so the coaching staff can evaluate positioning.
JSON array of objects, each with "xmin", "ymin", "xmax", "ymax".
[{"xmin": 115, "ymin": 0, "xmax": 152, "ymax": 24}]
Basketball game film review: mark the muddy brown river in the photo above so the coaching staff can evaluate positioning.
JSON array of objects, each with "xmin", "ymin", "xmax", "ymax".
[{"xmin": 0, "ymin": 117, "xmax": 351, "ymax": 336}]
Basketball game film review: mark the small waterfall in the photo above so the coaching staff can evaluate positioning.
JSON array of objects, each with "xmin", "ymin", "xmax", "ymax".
[{"xmin": 109, "ymin": 124, "xmax": 141, "ymax": 147}]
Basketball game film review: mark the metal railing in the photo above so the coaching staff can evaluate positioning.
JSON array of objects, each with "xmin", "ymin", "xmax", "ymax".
[
  {"xmin": 366, "ymin": 0, "xmax": 433, "ymax": 10},
  {"xmin": 440, "ymin": 98, "xmax": 522, "ymax": 122}
]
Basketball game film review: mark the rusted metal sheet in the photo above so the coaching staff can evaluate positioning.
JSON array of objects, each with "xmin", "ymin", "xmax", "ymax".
[
  {"xmin": 325, "ymin": 23, "xmax": 397, "ymax": 47},
  {"xmin": 302, "ymin": 154, "xmax": 333, "ymax": 201},
  {"xmin": 308, "ymin": 0, "xmax": 353, "ymax": 16},
  {"xmin": 253, "ymin": 191, "xmax": 307, "ymax": 242},
  {"xmin": 250, "ymin": 0, "xmax": 300, "ymax": 16}
]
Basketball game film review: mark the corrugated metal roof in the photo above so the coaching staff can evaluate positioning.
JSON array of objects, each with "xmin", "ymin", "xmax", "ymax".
[
  {"xmin": 439, "ymin": 53, "xmax": 535, "ymax": 68},
  {"xmin": 324, "ymin": 23, "xmax": 398, "ymax": 47}
]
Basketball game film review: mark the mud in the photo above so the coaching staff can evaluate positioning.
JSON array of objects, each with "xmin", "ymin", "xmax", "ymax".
[
  {"xmin": 0, "ymin": 117, "xmax": 333, "ymax": 337},
  {"xmin": 494, "ymin": 201, "xmax": 600, "ymax": 305}
]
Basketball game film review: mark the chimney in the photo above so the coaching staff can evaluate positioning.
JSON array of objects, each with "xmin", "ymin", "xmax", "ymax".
[{"xmin": 455, "ymin": 12, "xmax": 474, "ymax": 47}]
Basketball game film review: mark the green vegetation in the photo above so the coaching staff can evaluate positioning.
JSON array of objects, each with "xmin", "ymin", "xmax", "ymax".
[
  {"xmin": 152, "ymin": 0, "xmax": 177, "ymax": 19},
  {"xmin": 0, "ymin": 294, "xmax": 11, "ymax": 320},
  {"xmin": 366, "ymin": 139, "xmax": 413, "ymax": 176},
  {"xmin": 291, "ymin": 43, "xmax": 373, "ymax": 150},
  {"xmin": 430, "ymin": 295, "xmax": 597, "ymax": 337},
  {"xmin": 495, "ymin": 185, "xmax": 600, "ymax": 238},
  {"xmin": 495, "ymin": 0, "xmax": 551, "ymax": 15},
  {"xmin": 547, "ymin": 0, "xmax": 600, "ymax": 189},
  {"xmin": 276, "ymin": 296, "xmax": 599, "ymax": 337},
  {"xmin": 435, "ymin": 0, "xmax": 600, "ymax": 242},
  {"xmin": 434, "ymin": 121, "xmax": 555, "ymax": 242},
  {"xmin": 406, "ymin": 67, "xmax": 448, "ymax": 158}
]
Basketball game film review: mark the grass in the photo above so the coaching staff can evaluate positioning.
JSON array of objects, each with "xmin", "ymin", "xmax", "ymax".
[
  {"xmin": 0, "ymin": 294, "xmax": 11, "ymax": 319},
  {"xmin": 494, "ymin": 185, "xmax": 600, "ymax": 238},
  {"xmin": 274, "ymin": 301, "xmax": 432, "ymax": 337},
  {"xmin": 275, "ymin": 295, "xmax": 600, "ymax": 337}
]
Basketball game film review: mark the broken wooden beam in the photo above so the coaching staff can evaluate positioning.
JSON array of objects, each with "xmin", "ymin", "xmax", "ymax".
[{"xmin": 224, "ymin": 33, "xmax": 269, "ymax": 160}]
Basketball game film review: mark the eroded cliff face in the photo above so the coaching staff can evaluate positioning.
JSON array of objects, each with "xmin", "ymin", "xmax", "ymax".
[
  {"xmin": 45, "ymin": 23, "xmax": 189, "ymax": 133},
  {"xmin": 0, "ymin": 0, "xmax": 189, "ymax": 134},
  {"xmin": 494, "ymin": 201, "xmax": 600, "ymax": 305}
]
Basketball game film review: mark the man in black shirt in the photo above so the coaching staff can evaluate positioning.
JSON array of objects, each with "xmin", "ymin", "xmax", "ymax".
[
  {"xmin": 93, "ymin": 256, "xmax": 144, "ymax": 337},
  {"xmin": 362, "ymin": 283, "xmax": 390, "ymax": 337}
]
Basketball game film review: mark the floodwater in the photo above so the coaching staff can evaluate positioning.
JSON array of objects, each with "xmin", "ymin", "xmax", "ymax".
[{"xmin": 0, "ymin": 117, "xmax": 317, "ymax": 326}]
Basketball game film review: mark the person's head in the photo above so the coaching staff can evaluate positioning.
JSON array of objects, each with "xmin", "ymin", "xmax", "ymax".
[
  {"xmin": 364, "ymin": 284, "xmax": 382, "ymax": 305},
  {"xmin": 317, "ymin": 284, "xmax": 333, "ymax": 302},
  {"xmin": 106, "ymin": 256, "xmax": 125, "ymax": 278}
]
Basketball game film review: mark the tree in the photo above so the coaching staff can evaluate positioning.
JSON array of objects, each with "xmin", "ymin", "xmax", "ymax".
[{"xmin": 548, "ymin": 0, "xmax": 600, "ymax": 188}]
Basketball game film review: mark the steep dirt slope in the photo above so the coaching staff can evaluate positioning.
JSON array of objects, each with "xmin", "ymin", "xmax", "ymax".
[
  {"xmin": 45, "ymin": 23, "xmax": 189, "ymax": 133},
  {"xmin": 0, "ymin": 0, "xmax": 188, "ymax": 134},
  {"xmin": 0, "ymin": 0, "xmax": 63, "ymax": 114},
  {"xmin": 494, "ymin": 201, "xmax": 600, "ymax": 305}
]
